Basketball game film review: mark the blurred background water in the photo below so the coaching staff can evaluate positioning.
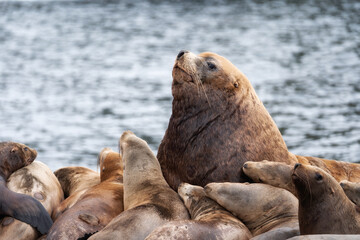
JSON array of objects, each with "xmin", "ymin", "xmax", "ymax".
[{"xmin": 0, "ymin": 0, "xmax": 359, "ymax": 171}]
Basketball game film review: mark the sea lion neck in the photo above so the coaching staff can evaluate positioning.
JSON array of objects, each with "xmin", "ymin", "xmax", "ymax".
[{"xmin": 190, "ymin": 195, "xmax": 224, "ymax": 220}]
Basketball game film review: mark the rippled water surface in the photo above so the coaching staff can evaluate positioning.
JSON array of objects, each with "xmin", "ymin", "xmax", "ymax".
[{"xmin": 0, "ymin": 0, "xmax": 359, "ymax": 170}]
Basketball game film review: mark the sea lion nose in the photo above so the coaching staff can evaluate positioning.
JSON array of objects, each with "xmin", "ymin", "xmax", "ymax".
[
  {"xmin": 177, "ymin": 50, "xmax": 189, "ymax": 60},
  {"xmin": 243, "ymin": 163, "xmax": 248, "ymax": 169},
  {"xmin": 294, "ymin": 163, "xmax": 301, "ymax": 170}
]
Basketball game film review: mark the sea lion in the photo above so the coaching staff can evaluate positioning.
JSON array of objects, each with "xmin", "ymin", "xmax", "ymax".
[
  {"xmin": 0, "ymin": 161, "xmax": 63, "ymax": 240},
  {"xmin": 52, "ymin": 166, "xmax": 100, "ymax": 220},
  {"xmin": 157, "ymin": 50, "xmax": 298, "ymax": 190},
  {"xmin": 243, "ymin": 160, "xmax": 297, "ymax": 196},
  {"xmin": 145, "ymin": 183, "xmax": 252, "ymax": 240},
  {"xmin": 54, "ymin": 166, "xmax": 100, "ymax": 198},
  {"xmin": 243, "ymin": 160, "xmax": 360, "ymax": 198},
  {"xmin": 205, "ymin": 182, "xmax": 299, "ymax": 238},
  {"xmin": 296, "ymin": 156, "xmax": 360, "ymax": 183},
  {"xmin": 0, "ymin": 142, "xmax": 53, "ymax": 234},
  {"xmin": 89, "ymin": 131, "xmax": 189, "ymax": 240},
  {"xmin": 47, "ymin": 148, "xmax": 124, "ymax": 240},
  {"xmin": 288, "ymin": 235, "xmax": 360, "ymax": 240},
  {"xmin": 292, "ymin": 163, "xmax": 360, "ymax": 234},
  {"xmin": 340, "ymin": 180, "xmax": 360, "ymax": 205}
]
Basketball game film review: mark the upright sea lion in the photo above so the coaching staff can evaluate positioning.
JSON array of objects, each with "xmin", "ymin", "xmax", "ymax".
[
  {"xmin": 89, "ymin": 131, "xmax": 189, "ymax": 240},
  {"xmin": 145, "ymin": 183, "xmax": 252, "ymax": 240},
  {"xmin": 0, "ymin": 142, "xmax": 53, "ymax": 234},
  {"xmin": 340, "ymin": 180, "xmax": 360, "ymax": 205},
  {"xmin": 157, "ymin": 50, "xmax": 360, "ymax": 190},
  {"xmin": 47, "ymin": 148, "xmax": 124, "ymax": 240},
  {"xmin": 0, "ymin": 161, "xmax": 63, "ymax": 240},
  {"xmin": 292, "ymin": 163, "xmax": 360, "ymax": 234},
  {"xmin": 157, "ymin": 50, "xmax": 298, "ymax": 190},
  {"xmin": 205, "ymin": 182, "xmax": 299, "ymax": 238}
]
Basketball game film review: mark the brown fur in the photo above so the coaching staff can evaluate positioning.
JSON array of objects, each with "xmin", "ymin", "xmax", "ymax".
[
  {"xmin": 243, "ymin": 159, "xmax": 360, "ymax": 199},
  {"xmin": 0, "ymin": 142, "xmax": 53, "ymax": 234},
  {"xmin": 157, "ymin": 51, "xmax": 298, "ymax": 190},
  {"xmin": 292, "ymin": 163, "xmax": 360, "ymax": 234},
  {"xmin": 47, "ymin": 148, "xmax": 124, "ymax": 240},
  {"xmin": 0, "ymin": 161, "xmax": 63, "ymax": 240},
  {"xmin": 205, "ymin": 182, "xmax": 299, "ymax": 237},
  {"xmin": 89, "ymin": 131, "xmax": 189, "ymax": 240},
  {"xmin": 297, "ymin": 156, "xmax": 360, "ymax": 183},
  {"xmin": 243, "ymin": 160, "xmax": 297, "ymax": 196},
  {"xmin": 340, "ymin": 180, "xmax": 360, "ymax": 205},
  {"xmin": 54, "ymin": 166, "xmax": 100, "ymax": 198},
  {"xmin": 145, "ymin": 183, "xmax": 252, "ymax": 240}
]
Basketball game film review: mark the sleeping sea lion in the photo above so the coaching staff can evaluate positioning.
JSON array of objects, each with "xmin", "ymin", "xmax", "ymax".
[
  {"xmin": 0, "ymin": 161, "xmax": 63, "ymax": 240},
  {"xmin": 0, "ymin": 142, "xmax": 53, "ymax": 234},
  {"xmin": 47, "ymin": 148, "xmax": 124, "ymax": 240},
  {"xmin": 145, "ymin": 183, "xmax": 252, "ymax": 240},
  {"xmin": 205, "ymin": 182, "xmax": 299, "ymax": 238}
]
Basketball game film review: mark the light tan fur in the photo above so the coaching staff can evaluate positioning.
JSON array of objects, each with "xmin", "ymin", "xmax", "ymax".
[
  {"xmin": 0, "ymin": 161, "xmax": 63, "ymax": 240},
  {"xmin": 89, "ymin": 131, "xmax": 189, "ymax": 240}
]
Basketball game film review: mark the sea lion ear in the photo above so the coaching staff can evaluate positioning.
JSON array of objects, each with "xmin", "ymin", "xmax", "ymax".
[{"xmin": 10, "ymin": 147, "xmax": 17, "ymax": 153}]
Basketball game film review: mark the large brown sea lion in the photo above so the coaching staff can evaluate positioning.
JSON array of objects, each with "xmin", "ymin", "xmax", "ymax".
[
  {"xmin": 292, "ymin": 163, "xmax": 360, "ymax": 234},
  {"xmin": 157, "ymin": 51, "xmax": 298, "ymax": 190},
  {"xmin": 145, "ymin": 183, "xmax": 252, "ymax": 240},
  {"xmin": 205, "ymin": 182, "xmax": 299, "ymax": 238},
  {"xmin": 89, "ymin": 131, "xmax": 189, "ymax": 240},
  {"xmin": 157, "ymin": 51, "xmax": 360, "ymax": 190},
  {"xmin": 0, "ymin": 161, "xmax": 63, "ymax": 240},
  {"xmin": 0, "ymin": 142, "xmax": 53, "ymax": 234},
  {"xmin": 47, "ymin": 148, "xmax": 124, "ymax": 240}
]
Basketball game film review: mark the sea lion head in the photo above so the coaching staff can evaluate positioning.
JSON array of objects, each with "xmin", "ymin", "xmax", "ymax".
[
  {"xmin": 292, "ymin": 163, "xmax": 335, "ymax": 202},
  {"xmin": 0, "ymin": 142, "xmax": 37, "ymax": 178},
  {"xmin": 98, "ymin": 148, "xmax": 123, "ymax": 182},
  {"xmin": 243, "ymin": 160, "xmax": 294, "ymax": 189},
  {"xmin": 172, "ymin": 50, "xmax": 251, "ymax": 103},
  {"xmin": 178, "ymin": 182, "xmax": 206, "ymax": 211}
]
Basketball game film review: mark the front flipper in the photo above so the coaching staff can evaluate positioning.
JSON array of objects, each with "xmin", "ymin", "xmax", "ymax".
[{"xmin": 0, "ymin": 188, "xmax": 53, "ymax": 234}]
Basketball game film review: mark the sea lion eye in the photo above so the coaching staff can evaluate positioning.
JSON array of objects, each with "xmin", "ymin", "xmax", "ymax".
[
  {"xmin": 24, "ymin": 147, "xmax": 28, "ymax": 152},
  {"xmin": 315, "ymin": 172, "xmax": 323, "ymax": 181},
  {"xmin": 207, "ymin": 62, "xmax": 217, "ymax": 70},
  {"xmin": 234, "ymin": 83, "xmax": 239, "ymax": 88}
]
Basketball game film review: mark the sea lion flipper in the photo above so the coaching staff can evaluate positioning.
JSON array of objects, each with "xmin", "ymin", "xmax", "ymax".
[{"xmin": 2, "ymin": 189, "xmax": 53, "ymax": 234}]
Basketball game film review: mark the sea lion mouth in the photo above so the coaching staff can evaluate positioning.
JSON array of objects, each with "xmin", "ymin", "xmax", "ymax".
[{"xmin": 173, "ymin": 65, "xmax": 195, "ymax": 84}]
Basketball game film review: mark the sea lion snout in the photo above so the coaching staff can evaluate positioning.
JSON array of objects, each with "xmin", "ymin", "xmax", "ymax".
[{"xmin": 177, "ymin": 50, "xmax": 189, "ymax": 60}]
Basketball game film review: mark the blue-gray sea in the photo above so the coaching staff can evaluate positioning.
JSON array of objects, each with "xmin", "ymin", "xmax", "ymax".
[{"xmin": 0, "ymin": 0, "xmax": 359, "ymax": 171}]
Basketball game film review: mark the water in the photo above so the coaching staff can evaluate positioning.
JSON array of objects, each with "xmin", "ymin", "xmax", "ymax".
[{"xmin": 0, "ymin": 0, "xmax": 359, "ymax": 171}]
